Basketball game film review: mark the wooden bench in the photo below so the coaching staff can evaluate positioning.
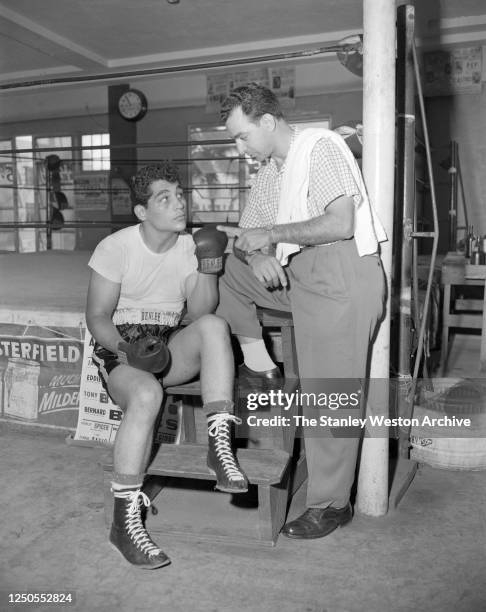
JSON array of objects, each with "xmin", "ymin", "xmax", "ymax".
[{"xmin": 102, "ymin": 308, "xmax": 304, "ymax": 546}]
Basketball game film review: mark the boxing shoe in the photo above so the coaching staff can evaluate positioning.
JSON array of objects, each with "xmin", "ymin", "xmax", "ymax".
[
  {"xmin": 281, "ymin": 503, "xmax": 353, "ymax": 539},
  {"xmin": 207, "ymin": 412, "xmax": 249, "ymax": 493},
  {"xmin": 110, "ymin": 489, "xmax": 171, "ymax": 569},
  {"xmin": 237, "ymin": 364, "xmax": 283, "ymax": 393}
]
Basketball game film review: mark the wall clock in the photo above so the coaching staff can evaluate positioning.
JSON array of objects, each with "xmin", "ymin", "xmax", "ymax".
[{"xmin": 117, "ymin": 89, "xmax": 148, "ymax": 121}]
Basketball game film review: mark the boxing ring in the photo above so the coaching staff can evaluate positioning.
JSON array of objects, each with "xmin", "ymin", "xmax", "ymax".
[
  {"xmin": 0, "ymin": 247, "xmax": 442, "ymax": 431},
  {"xmin": 0, "ymin": 251, "xmax": 89, "ymax": 432}
]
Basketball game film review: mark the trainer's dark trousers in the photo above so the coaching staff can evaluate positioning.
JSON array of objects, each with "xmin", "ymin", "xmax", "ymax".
[{"xmin": 217, "ymin": 239, "xmax": 385, "ymax": 508}]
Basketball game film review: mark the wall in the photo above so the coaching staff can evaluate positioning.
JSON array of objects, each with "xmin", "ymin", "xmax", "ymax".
[
  {"xmin": 0, "ymin": 60, "xmax": 364, "ymax": 249},
  {"xmin": 4, "ymin": 49, "xmax": 484, "ymax": 256},
  {"xmin": 135, "ymin": 89, "xmax": 363, "ymax": 187},
  {"xmin": 0, "ymin": 60, "xmax": 364, "ymax": 141},
  {"xmin": 423, "ymin": 86, "xmax": 486, "ymax": 252},
  {"xmin": 0, "ymin": 58, "xmax": 363, "ymax": 123}
]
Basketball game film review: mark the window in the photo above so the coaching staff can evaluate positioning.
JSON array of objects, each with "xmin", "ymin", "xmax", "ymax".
[
  {"xmin": 188, "ymin": 117, "xmax": 331, "ymax": 225},
  {"xmin": 0, "ymin": 139, "xmax": 16, "ymax": 251},
  {"xmin": 188, "ymin": 125, "xmax": 259, "ymax": 224},
  {"xmin": 81, "ymin": 133, "xmax": 110, "ymax": 171},
  {"xmin": 15, "ymin": 136, "xmax": 36, "ymax": 252},
  {"xmin": 0, "ymin": 132, "xmax": 114, "ymax": 252}
]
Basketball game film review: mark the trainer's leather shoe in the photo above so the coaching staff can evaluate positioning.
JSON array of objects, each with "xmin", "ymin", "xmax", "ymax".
[
  {"xmin": 238, "ymin": 364, "xmax": 283, "ymax": 392},
  {"xmin": 281, "ymin": 504, "xmax": 353, "ymax": 539}
]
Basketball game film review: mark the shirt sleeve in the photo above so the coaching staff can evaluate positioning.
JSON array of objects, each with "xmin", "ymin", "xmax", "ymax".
[
  {"xmin": 307, "ymin": 138, "xmax": 362, "ymax": 217},
  {"xmin": 88, "ymin": 236, "xmax": 124, "ymax": 283}
]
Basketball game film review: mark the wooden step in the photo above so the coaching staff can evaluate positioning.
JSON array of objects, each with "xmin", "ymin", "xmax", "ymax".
[
  {"xmin": 165, "ymin": 379, "xmax": 201, "ymax": 395},
  {"xmin": 103, "ymin": 444, "xmax": 290, "ymax": 486}
]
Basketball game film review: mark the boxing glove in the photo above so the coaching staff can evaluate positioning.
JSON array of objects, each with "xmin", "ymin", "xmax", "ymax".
[
  {"xmin": 117, "ymin": 335, "xmax": 170, "ymax": 373},
  {"xmin": 193, "ymin": 226, "xmax": 228, "ymax": 274}
]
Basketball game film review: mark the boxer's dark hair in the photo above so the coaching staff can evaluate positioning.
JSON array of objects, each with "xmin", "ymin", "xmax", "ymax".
[
  {"xmin": 220, "ymin": 83, "xmax": 284, "ymax": 123},
  {"xmin": 130, "ymin": 162, "xmax": 181, "ymax": 208}
]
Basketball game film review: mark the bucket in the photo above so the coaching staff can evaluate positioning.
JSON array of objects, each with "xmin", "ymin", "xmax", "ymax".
[{"xmin": 410, "ymin": 379, "xmax": 486, "ymax": 470}]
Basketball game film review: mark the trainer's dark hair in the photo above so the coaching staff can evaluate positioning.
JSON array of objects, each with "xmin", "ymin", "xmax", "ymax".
[
  {"xmin": 220, "ymin": 83, "xmax": 284, "ymax": 123},
  {"xmin": 130, "ymin": 162, "xmax": 181, "ymax": 208}
]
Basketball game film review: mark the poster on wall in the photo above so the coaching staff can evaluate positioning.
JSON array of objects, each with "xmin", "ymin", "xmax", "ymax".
[
  {"xmin": 206, "ymin": 67, "xmax": 295, "ymax": 113},
  {"xmin": 73, "ymin": 172, "xmax": 110, "ymax": 213},
  {"xmin": 73, "ymin": 330, "xmax": 181, "ymax": 446},
  {"xmin": 110, "ymin": 175, "xmax": 133, "ymax": 216},
  {"xmin": 0, "ymin": 162, "xmax": 14, "ymax": 221},
  {"xmin": 0, "ymin": 328, "xmax": 83, "ymax": 429},
  {"xmin": 231, "ymin": 67, "xmax": 270, "ymax": 90},
  {"xmin": 0, "ymin": 162, "xmax": 14, "ymax": 185},
  {"xmin": 269, "ymin": 66, "xmax": 296, "ymax": 109},
  {"xmin": 73, "ymin": 330, "xmax": 121, "ymax": 445},
  {"xmin": 423, "ymin": 46, "xmax": 482, "ymax": 96}
]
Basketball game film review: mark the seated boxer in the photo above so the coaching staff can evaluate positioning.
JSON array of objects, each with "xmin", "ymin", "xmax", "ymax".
[{"xmin": 85, "ymin": 162, "xmax": 248, "ymax": 570}]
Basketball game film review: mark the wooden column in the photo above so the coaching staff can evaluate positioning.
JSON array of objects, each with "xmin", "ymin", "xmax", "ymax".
[
  {"xmin": 356, "ymin": 0, "xmax": 396, "ymax": 516},
  {"xmin": 108, "ymin": 84, "xmax": 137, "ymax": 227}
]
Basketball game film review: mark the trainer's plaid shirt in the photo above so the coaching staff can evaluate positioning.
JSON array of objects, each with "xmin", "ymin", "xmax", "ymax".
[{"xmin": 239, "ymin": 128, "xmax": 362, "ymax": 229}]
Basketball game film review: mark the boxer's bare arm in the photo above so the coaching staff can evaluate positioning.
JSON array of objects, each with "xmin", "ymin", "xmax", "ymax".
[
  {"xmin": 86, "ymin": 269, "xmax": 123, "ymax": 352},
  {"xmin": 184, "ymin": 271, "xmax": 219, "ymax": 321}
]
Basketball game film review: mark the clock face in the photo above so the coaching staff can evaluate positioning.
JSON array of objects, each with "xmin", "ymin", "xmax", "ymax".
[{"xmin": 118, "ymin": 90, "xmax": 147, "ymax": 121}]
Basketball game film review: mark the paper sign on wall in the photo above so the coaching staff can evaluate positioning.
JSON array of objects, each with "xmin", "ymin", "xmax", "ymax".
[
  {"xmin": 206, "ymin": 67, "xmax": 295, "ymax": 113},
  {"xmin": 423, "ymin": 46, "xmax": 482, "ymax": 96}
]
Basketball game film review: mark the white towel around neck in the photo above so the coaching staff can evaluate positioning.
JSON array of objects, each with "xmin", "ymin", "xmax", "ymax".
[{"xmin": 275, "ymin": 127, "xmax": 387, "ymax": 266}]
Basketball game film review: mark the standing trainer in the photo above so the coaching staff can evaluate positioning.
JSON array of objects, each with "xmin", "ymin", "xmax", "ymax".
[
  {"xmin": 86, "ymin": 162, "xmax": 247, "ymax": 569},
  {"xmin": 216, "ymin": 83, "xmax": 386, "ymax": 539}
]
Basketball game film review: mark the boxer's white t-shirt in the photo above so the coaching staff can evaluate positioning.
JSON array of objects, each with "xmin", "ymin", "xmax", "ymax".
[{"xmin": 88, "ymin": 224, "xmax": 197, "ymax": 324}]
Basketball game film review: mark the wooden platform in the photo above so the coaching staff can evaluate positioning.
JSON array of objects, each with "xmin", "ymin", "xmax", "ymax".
[
  {"xmin": 103, "ymin": 444, "xmax": 293, "ymax": 546},
  {"xmin": 102, "ymin": 308, "xmax": 302, "ymax": 546},
  {"xmin": 106, "ymin": 444, "xmax": 290, "ymax": 485}
]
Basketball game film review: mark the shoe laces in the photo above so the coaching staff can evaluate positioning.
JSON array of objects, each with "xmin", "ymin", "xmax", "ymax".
[
  {"xmin": 207, "ymin": 413, "xmax": 245, "ymax": 481},
  {"xmin": 116, "ymin": 489, "xmax": 163, "ymax": 557}
]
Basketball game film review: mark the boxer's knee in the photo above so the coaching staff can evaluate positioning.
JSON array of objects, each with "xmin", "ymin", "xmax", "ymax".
[
  {"xmin": 196, "ymin": 313, "xmax": 230, "ymax": 341},
  {"xmin": 125, "ymin": 378, "xmax": 163, "ymax": 421}
]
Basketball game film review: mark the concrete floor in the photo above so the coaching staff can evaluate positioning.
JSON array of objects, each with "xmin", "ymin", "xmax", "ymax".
[
  {"xmin": 2, "ymin": 328, "xmax": 486, "ymax": 612},
  {"xmin": 1, "ymin": 423, "xmax": 486, "ymax": 612}
]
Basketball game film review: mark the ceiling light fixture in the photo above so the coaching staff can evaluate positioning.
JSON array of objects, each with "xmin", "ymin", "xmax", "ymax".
[{"xmin": 167, "ymin": 0, "xmax": 180, "ymax": 4}]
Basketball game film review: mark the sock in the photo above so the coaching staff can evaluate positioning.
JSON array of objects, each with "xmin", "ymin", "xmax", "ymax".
[
  {"xmin": 203, "ymin": 400, "xmax": 234, "ymax": 417},
  {"xmin": 111, "ymin": 472, "xmax": 144, "ymax": 494},
  {"xmin": 241, "ymin": 340, "xmax": 276, "ymax": 372}
]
